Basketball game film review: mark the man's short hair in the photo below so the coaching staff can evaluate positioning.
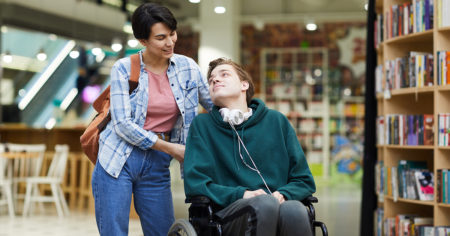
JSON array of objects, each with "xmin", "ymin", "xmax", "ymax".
[
  {"xmin": 207, "ymin": 58, "xmax": 255, "ymax": 104},
  {"xmin": 131, "ymin": 3, "xmax": 177, "ymax": 40}
]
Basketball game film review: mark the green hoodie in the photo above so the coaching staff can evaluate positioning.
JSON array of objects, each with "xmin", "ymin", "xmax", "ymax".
[{"xmin": 184, "ymin": 98, "xmax": 316, "ymax": 207}]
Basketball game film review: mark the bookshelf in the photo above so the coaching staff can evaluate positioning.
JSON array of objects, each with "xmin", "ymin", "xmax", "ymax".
[
  {"xmin": 375, "ymin": 0, "xmax": 450, "ymax": 233},
  {"xmin": 260, "ymin": 47, "xmax": 331, "ymax": 178}
]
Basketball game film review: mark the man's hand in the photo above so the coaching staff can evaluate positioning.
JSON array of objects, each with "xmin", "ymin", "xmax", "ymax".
[
  {"xmin": 272, "ymin": 191, "xmax": 285, "ymax": 204},
  {"xmin": 243, "ymin": 189, "xmax": 267, "ymax": 199}
]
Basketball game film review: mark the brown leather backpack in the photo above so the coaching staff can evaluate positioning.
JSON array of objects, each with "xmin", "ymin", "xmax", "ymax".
[{"xmin": 80, "ymin": 54, "xmax": 140, "ymax": 164}]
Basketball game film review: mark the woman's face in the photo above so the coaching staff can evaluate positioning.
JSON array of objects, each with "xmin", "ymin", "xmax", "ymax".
[{"xmin": 140, "ymin": 22, "xmax": 177, "ymax": 60}]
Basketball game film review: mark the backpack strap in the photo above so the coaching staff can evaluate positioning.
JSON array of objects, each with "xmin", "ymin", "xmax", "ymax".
[
  {"xmin": 128, "ymin": 54, "xmax": 140, "ymax": 93},
  {"xmin": 130, "ymin": 54, "xmax": 140, "ymax": 82}
]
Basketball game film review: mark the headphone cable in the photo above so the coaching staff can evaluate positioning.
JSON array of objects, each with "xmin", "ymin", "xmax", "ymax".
[{"xmin": 229, "ymin": 121, "xmax": 272, "ymax": 194}]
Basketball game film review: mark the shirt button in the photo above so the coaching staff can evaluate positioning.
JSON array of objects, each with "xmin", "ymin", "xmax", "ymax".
[
  {"xmin": 171, "ymin": 84, "xmax": 174, "ymax": 86},
  {"xmin": 176, "ymin": 97, "xmax": 179, "ymax": 100},
  {"xmin": 182, "ymin": 111, "xmax": 185, "ymax": 114}
]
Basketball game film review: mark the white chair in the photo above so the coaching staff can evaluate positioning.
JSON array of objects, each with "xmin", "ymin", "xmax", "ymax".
[
  {"xmin": 3, "ymin": 143, "xmax": 46, "ymax": 213},
  {"xmin": 0, "ymin": 144, "xmax": 15, "ymax": 218},
  {"xmin": 22, "ymin": 144, "xmax": 70, "ymax": 217}
]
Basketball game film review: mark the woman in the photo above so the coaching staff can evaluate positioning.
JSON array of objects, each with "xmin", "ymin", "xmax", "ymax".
[{"xmin": 91, "ymin": 3, "xmax": 213, "ymax": 236}]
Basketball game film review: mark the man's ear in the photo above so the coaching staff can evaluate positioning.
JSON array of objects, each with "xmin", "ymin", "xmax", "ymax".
[{"xmin": 241, "ymin": 81, "xmax": 249, "ymax": 91}]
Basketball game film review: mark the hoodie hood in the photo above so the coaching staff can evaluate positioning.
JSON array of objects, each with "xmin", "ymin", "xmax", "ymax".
[{"xmin": 210, "ymin": 98, "xmax": 268, "ymax": 129}]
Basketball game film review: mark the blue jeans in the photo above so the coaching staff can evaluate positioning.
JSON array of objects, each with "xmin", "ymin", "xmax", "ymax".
[{"xmin": 92, "ymin": 147, "xmax": 174, "ymax": 236}]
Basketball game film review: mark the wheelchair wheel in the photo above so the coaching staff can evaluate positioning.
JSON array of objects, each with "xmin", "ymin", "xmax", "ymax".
[{"xmin": 168, "ymin": 219, "xmax": 197, "ymax": 236}]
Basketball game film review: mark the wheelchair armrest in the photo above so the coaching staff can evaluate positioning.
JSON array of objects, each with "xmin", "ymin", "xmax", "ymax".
[
  {"xmin": 186, "ymin": 196, "xmax": 212, "ymax": 204},
  {"xmin": 301, "ymin": 195, "xmax": 318, "ymax": 206}
]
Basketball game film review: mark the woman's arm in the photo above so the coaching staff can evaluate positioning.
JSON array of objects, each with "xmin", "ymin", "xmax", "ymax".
[
  {"xmin": 109, "ymin": 60, "xmax": 158, "ymax": 150},
  {"xmin": 195, "ymin": 64, "xmax": 214, "ymax": 112},
  {"xmin": 152, "ymin": 139, "xmax": 185, "ymax": 163}
]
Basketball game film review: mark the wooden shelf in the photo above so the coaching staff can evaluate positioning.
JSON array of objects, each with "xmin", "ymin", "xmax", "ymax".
[
  {"xmin": 437, "ymin": 203, "xmax": 450, "ymax": 208},
  {"xmin": 376, "ymin": 93, "xmax": 383, "ymax": 100},
  {"xmin": 384, "ymin": 30, "xmax": 433, "ymax": 45},
  {"xmin": 389, "ymin": 86, "xmax": 435, "ymax": 96},
  {"xmin": 385, "ymin": 145, "xmax": 434, "ymax": 150},
  {"xmin": 437, "ymin": 26, "xmax": 450, "ymax": 33},
  {"xmin": 437, "ymin": 85, "xmax": 450, "ymax": 91},
  {"xmin": 385, "ymin": 196, "xmax": 434, "ymax": 206},
  {"xmin": 375, "ymin": 0, "xmax": 383, "ymax": 13},
  {"xmin": 376, "ymin": 44, "xmax": 383, "ymax": 54},
  {"xmin": 375, "ymin": 1, "xmax": 450, "ymax": 231}
]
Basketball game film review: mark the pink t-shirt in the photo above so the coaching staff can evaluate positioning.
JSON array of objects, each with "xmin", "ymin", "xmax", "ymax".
[{"xmin": 143, "ymin": 69, "xmax": 180, "ymax": 132}]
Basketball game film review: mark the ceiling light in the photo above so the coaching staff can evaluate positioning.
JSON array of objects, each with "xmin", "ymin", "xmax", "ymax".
[
  {"xmin": 1, "ymin": 26, "xmax": 8, "ymax": 33},
  {"xmin": 69, "ymin": 50, "xmax": 80, "ymax": 59},
  {"xmin": 364, "ymin": 3, "xmax": 369, "ymax": 11},
  {"xmin": 306, "ymin": 23, "xmax": 317, "ymax": 31},
  {"xmin": 36, "ymin": 48, "xmax": 47, "ymax": 61},
  {"xmin": 95, "ymin": 51, "xmax": 106, "ymax": 63},
  {"xmin": 214, "ymin": 6, "xmax": 226, "ymax": 14},
  {"xmin": 2, "ymin": 51, "xmax": 12, "ymax": 63},
  {"xmin": 111, "ymin": 38, "xmax": 123, "ymax": 52},
  {"xmin": 127, "ymin": 38, "xmax": 139, "ymax": 48},
  {"xmin": 49, "ymin": 34, "xmax": 58, "ymax": 41},
  {"xmin": 91, "ymin": 45, "xmax": 102, "ymax": 56},
  {"xmin": 189, "ymin": 0, "xmax": 201, "ymax": 3}
]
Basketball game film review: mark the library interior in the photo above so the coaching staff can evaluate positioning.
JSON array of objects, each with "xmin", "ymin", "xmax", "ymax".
[{"xmin": 0, "ymin": 0, "xmax": 449, "ymax": 235}]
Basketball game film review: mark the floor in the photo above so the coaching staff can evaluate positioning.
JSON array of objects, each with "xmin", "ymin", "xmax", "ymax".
[{"xmin": 0, "ymin": 164, "xmax": 361, "ymax": 236}]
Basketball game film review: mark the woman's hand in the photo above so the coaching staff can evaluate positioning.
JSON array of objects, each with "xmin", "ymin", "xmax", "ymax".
[
  {"xmin": 272, "ymin": 191, "xmax": 285, "ymax": 204},
  {"xmin": 243, "ymin": 189, "xmax": 267, "ymax": 199},
  {"xmin": 152, "ymin": 139, "xmax": 185, "ymax": 163},
  {"xmin": 169, "ymin": 143, "xmax": 185, "ymax": 163}
]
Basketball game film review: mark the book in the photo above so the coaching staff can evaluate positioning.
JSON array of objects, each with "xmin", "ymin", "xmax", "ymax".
[
  {"xmin": 398, "ymin": 160, "xmax": 427, "ymax": 199},
  {"xmin": 414, "ymin": 170, "xmax": 434, "ymax": 201}
]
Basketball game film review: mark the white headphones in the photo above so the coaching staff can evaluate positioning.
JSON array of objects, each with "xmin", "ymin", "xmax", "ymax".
[{"xmin": 219, "ymin": 108, "xmax": 253, "ymax": 125}]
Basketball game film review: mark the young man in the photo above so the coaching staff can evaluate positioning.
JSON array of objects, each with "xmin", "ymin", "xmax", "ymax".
[{"xmin": 183, "ymin": 58, "xmax": 316, "ymax": 236}]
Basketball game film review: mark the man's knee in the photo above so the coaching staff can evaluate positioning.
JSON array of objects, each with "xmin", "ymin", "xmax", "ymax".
[
  {"xmin": 250, "ymin": 194, "xmax": 280, "ymax": 216},
  {"xmin": 279, "ymin": 201, "xmax": 310, "ymax": 223}
]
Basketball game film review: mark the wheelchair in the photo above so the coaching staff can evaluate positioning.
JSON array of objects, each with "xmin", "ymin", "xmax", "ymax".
[{"xmin": 168, "ymin": 195, "xmax": 328, "ymax": 236}]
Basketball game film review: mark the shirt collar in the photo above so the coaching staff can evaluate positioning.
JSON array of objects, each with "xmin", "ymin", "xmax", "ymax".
[{"xmin": 138, "ymin": 49, "xmax": 176, "ymax": 69}]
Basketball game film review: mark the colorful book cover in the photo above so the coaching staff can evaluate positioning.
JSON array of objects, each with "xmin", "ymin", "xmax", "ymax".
[
  {"xmin": 414, "ymin": 170, "xmax": 434, "ymax": 201},
  {"xmin": 446, "ymin": 52, "xmax": 450, "ymax": 84},
  {"xmin": 423, "ymin": 114, "xmax": 433, "ymax": 146}
]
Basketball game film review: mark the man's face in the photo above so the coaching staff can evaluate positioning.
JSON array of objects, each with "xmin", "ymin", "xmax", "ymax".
[
  {"xmin": 139, "ymin": 22, "xmax": 177, "ymax": 60},
  {"xmin": 208, "ymin": 64, "xmax": 248, "ymax": 106}
]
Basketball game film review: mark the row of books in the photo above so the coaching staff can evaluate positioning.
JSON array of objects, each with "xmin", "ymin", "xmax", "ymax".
[
  {"xmin": 374, "ymin": 14, "xmax": 384, "ymax": 48},
  {"xmin": 376, "ymin": 114, "xmax": 434, "ymax": 146},
  {"xmin": 376, "ymin": 160, "xmax": 434, "ymax": 201},
  {"xmin": 383, "ymin": 52, "xmax": 434, "ymax": 92},
  {"xmin": 438, "ymin": 113, "xmax": 450, "ymax": 146},
  {"xmin": 374, "ymin": 0, "xmax": 450, "ymax": 47},
  {"xmin": 436, "ymin": 51, "xmax": 450, "ymax": 85},
  {"xmin": 375, "ymin": 209, "xmax": 450, "ymax": 236},
  {"xmin": 383, "ymin": 0, "xmax": 434, "ymax": 41},
  {"xmin": 436, "ymin": 0, "xmax": 450, "ymax": 28},
  {"xmin": 436, "ymin": 169, "xmax": 450, "ymax": 204}
]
